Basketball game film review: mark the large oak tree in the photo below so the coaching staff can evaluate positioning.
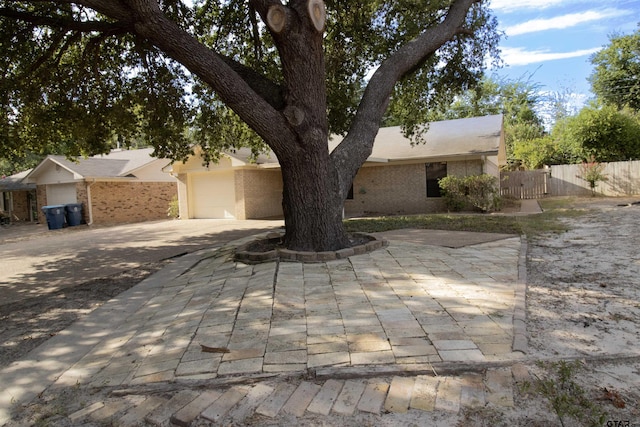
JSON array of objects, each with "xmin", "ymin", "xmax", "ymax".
[
  {"xmin": 1, "ymin": 1, "xmax": 499, "ymax": 251},
  {"xmin": 589, "ymin": 27, "xmax": 640, "ymax": 112}
]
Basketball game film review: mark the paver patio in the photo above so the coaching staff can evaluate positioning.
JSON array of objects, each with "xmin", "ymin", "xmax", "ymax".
[{"xmin": 1, "ymin": 229, "xmax": 525, "ymax": 426}]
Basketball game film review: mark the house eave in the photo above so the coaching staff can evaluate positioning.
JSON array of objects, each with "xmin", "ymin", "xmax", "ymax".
[
  {"xmin": 82, "ymin": 176, "xmax": 139, "ymax": 182},
  {"xmin": 23, "ymin": 157, "xmax": 84, "ymax": 183},
  {"xmin": 364, "ymin": 151, "xmax": 500, "ymax": 165}
]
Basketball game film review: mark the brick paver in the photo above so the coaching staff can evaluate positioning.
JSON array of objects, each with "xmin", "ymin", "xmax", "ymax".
[
  {"xmin": 62, "ymin": 363, "xmax": 525, "ymax": 425},
  {"xmin": 281, "ymin": 382, "xmax": 322, "ymax": 417},
  {"xmin": 332, "ymin": 379, "xmax": 367, "ymax": 415},
  {"xmin": 3, "ymin": 230, "xmax": 526, "ymax": 426},
  {"xmin": 307, "ymin": 379, "xmax": 344, "ymax": 415},
  {"xmin": 255, "ymin": 382, "xmax": 296, "ymax": 418},
  {"xmin": 171, "ymin": 390, "xmax": 222, "ymax": 427},
  {"xmin": 384, "ymin": 376, "xmax": 415, "ymax": 413},
  {"xmin": 200, "ymin": 386, "xmax": 250, "ymax": 422}
]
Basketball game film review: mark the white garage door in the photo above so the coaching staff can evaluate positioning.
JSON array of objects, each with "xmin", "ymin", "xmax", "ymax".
[
  {"xmin": 189, "ymin": 171, "xmax": 236, "ymax": 219},
  {"xmin": 46, "ymin": 183, "xmax": 77, "ymax": 205}
]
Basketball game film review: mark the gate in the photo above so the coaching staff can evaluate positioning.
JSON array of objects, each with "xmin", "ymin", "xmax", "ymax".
[{"xmin": 500, "ymin": 170, "xmax": 549, "ymax": 199}]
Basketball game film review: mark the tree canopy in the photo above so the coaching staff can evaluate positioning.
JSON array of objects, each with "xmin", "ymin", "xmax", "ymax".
[
  {"xmin": 1, "ymin": 1, "xmax": 499, "ymax": 162},
  {"xmin": 430, "ymin": 75, "xmax": 546, "ymax": 167},
  {"xmin": 589, "ymin": 26, "xmax": 640, "ymax": 111},
  {"xmin": 1, "ymin": 0, "xmax": 500, "ymax": 250},
  {"xmin": 558, "ymin": 105, "xmax": 640, "ymax": 163}
]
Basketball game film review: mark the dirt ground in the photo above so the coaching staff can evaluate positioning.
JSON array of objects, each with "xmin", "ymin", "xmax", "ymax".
[
  {"xmin": 0, "ymin": 219, "xmax": 281, "ymax": 371},
  {"xmin": 517, "ymin": 197, "xmax": 640, "ymax": 426},
  {"xmin": 2, "ymin": 198, "xmax": 640, "ymax": 426},
  {"xmin": 0, "ymin": 261, "xmax": 166, "ymax": 370}
]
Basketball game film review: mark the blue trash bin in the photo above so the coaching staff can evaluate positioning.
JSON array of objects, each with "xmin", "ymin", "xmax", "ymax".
[
  {"xmin": 65, "ymin": 203, "xmax": 83, "ymax": 226},
  {"xmin": 42, "ymin": 205, "xmax": 66, "ymax": 230}
]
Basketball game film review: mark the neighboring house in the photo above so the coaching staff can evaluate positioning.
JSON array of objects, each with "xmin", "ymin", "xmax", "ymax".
[
  {"xmin": 166, "ymin": 147, "xmax": 282, "ymax": 220},
  {"xmin": 167, "ymin": 114, "xmax": 506, "ymax": 220},
  {"xmin": 23, "ymin": 148, "xmax": 177, "ymax": 225},
  {"xmin": 0, "ymin": 170, "xmax": 37, "ymax": 223}
]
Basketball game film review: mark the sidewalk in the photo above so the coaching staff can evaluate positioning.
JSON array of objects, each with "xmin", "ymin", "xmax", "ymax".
[{"xmin": 0, "ymin": 205, "xmax": 542, "ymax": 426}]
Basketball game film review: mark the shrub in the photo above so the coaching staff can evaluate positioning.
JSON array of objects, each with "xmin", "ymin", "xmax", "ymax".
[
  {"xmin": 439, "ymin": 174, "xmax": 501, "ymax": 212},
  {"xmin": 167, "ymin": 195, "xmax": 180, "ymax": 218},
  {"xmin": 578, "ymin": 158, "xmax": 608, "ymax": 196},
  {"xmin": 465, "ymin": 174, "xmax": 501, "ymax": 212},
  {"xmin": 438, "ymin": 175, "xmax": 467, "ymax": 211}
]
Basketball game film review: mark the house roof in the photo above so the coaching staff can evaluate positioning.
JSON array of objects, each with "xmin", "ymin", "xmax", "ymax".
[
  {"xmin": 330, "ymin": 114, "xmax": 505, "ymax": 163},
  {"xmin": 0, "ymin": 170, "xmax": 36, "ymax": 191},
  {"xmin": 168, "ymin": 114, "xmax": 505, "ymax": 173},
  {"xmin": 24, "ymin": 148, "xmax": 171, "ymax": 182},
  {"xmin": 224, "ymin": 148, "xmax": 280, "ymax": 167},
  {"xmin": 231, "ymin": 114, "xmax": 504, "ymax": 166}
]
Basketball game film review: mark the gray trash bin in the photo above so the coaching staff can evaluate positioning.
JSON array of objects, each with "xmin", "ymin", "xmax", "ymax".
[
  {"xmin": 65, "ymin": 203, "xmax": 83, "ymax": 226},
  {"xmin": 42, "ymin": 205, "xmax": 66, "ymax": 230}
]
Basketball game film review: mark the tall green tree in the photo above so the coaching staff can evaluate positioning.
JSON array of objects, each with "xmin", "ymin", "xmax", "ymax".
[
  {"xmin": 1, "ymin": 1, "xmax": 499, "ymax": 251},
  {"xmin": 511, "ymin": 137, "xmax": 556, "ymax": 170},
  {"xmin": 589, "ymin": 27, "xmax": 640, "ymax": 111},
  {"xmin": 426, "ymin": 75, "xmax": 546, "ymax": 166},
  {"xmin": 558, "ymin": 104, "xmax": 640, "ymax": 162}
]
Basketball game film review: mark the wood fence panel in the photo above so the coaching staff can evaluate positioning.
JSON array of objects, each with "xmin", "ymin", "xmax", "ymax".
[
  {"xmin": 500, "ymin": 170, "xmax": 549, "ymax": 199},
  {"xmin": 549, "ymin": 160, "xmax": 640, "ymax": 197},
  {"xmin": 502, "ymin": 161, "xmax": 640, "ymax": 199}
]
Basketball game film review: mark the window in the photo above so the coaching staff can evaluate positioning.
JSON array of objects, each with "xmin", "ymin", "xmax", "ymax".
[
  {"xmin": 1, "ymin": 191, "xmax": 10, "ymax": 212},
  {"xmin": 346, "ymin": 184, "xmax": 354, "ymax": 200},
  {"xmin": 426, "ymin": 162, "xmax": 447, "ymax": 198}
]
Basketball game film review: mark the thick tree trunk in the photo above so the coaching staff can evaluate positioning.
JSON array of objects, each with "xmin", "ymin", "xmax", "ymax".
[
  {"xmin": 258, "ymin": 1, "xmax": 349, "ymax": 251},
  {"xmin": 126, "ymin": 0, "xmax": 479, "ymax": 252},
  {"xmin": 280, "ymin": 153, "xmax": 349, "ymax": 252}
]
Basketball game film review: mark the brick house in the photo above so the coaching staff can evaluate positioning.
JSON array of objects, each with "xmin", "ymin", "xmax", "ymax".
[
  {"xmin": 0, "ymin": 170, "xmax": 37, "ymax": 223},
  {"xmin": 167, "ymin": 114, "xmax": 506, "ymax": 219},
  {"xmin": 23, "ymin": 148, "xmax": 177, "ymax": 225},
  {"xmin": 165, "ymin": 146, "xmax": 283, "ymax": 220}
]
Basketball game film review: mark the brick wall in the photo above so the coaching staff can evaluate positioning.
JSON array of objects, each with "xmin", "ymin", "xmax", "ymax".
[
  {"xmin": 89, "ymin": 181, "xmax": 177, "ymax": 224},
  {"xmin": 447, "ymin": 159, "xmax": 484, "ymax": 177},
  {"xmin": 236, "ymin": 169, "xmax": 283, "ymax": 219},
  {"xmin": 76, "ymin": 182, "xmax": 89, "ymax": 222},
  {"xmin": 3, "ymin": 190, "xmax": 33, "ymax": 222},
  {"xmin": 35, "ymin": 185, "xmax": 47, "ymax": 224},
  {"xmin": 343, "ymin": 161, "xmax": 489, "ymax": 216},
  {"xmin": 10, "ymin": 190, "xmax": 32, "ymax": 221}
]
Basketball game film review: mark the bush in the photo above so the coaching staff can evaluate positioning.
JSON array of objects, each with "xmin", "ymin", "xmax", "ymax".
[
  {"xmin": 167, "ymin": 195, "xmax": 180, "ymax": 218},
  {"xmin": 439, "ymin": 174, "xmax": 501, "ymax": 212},
  {"xmin": 578, "ymin": 158, "xmax": 608, "ymax": 196},
  {"xmin": 438, "ymin": 175, "xmax": 467, "ymax": 212}
]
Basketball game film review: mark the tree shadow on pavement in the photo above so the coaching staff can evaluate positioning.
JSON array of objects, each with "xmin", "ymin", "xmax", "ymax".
[{"xmin": 0, "ymin": 223, "xmax": 280, "ymax": 368}]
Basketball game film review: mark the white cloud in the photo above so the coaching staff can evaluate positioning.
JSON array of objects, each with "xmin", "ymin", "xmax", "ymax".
[
  {"xmin": 503, "ymin": 9, "xmax": 627, "ymax": 36},
  {"xmin": 501, "ymin": 46, "xmax": 601, "ymax": 66},
  {"xmin": 490, "ymin": 0, "xmax": 570, "ymax": 12}
]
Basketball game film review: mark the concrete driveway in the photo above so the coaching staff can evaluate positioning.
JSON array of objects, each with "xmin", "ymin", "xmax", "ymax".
[{"xmin": 0, "ymin": 219, "xmax": 283, "ymax": 307}]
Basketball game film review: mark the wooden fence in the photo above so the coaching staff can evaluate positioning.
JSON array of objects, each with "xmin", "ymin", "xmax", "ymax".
[
  {"xmin": 500, "ymin": 170, "xmax": 550, "ymax": 199},
  {"xmin": 501, "ymin": 160, "xmax": 640, "ymax": 199},
  {"xmin": 548, "ymin": 160, "xmax": 640, "ymax": 197}
]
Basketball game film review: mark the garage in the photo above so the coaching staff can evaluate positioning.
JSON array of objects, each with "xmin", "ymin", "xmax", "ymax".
[
  {"xmin": 188, "ymin": 170, "xmax": 236, "ymax": 218},
  {"xmin": 45, "ymin": 183, "xmax": 77, "ymax": 205},
  {"xmin": 166, "ymin": 147, "xmax": 284, "ymax": 220}
]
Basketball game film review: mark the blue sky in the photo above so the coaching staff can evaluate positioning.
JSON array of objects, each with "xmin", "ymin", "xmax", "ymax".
[{"xmin": 488, "ymin": 0, "xmax": 640, "ymax": 111}]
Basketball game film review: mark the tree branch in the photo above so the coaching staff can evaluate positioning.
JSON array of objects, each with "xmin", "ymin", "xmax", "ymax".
[
  {"xmin": 331, "ymin": 0, "xmax": 479, "ymax": 195},
  {"xmin": 72, "ymin": 0, "xmax": 135, "ymax": 22},
  {"xmin": 0, "ymin": 7, "xmax": 132, "ymax": 34},
  {"xmin": 217, "ymin": 55, "xmax": 285, "ymax": 110},
  {"xmin": 248, "ymin": 0, "xmax": 284, "ymax": 22},
  {"xmin": 127, "ymin": 0, "xmax": 298, "ymax": 156}
]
